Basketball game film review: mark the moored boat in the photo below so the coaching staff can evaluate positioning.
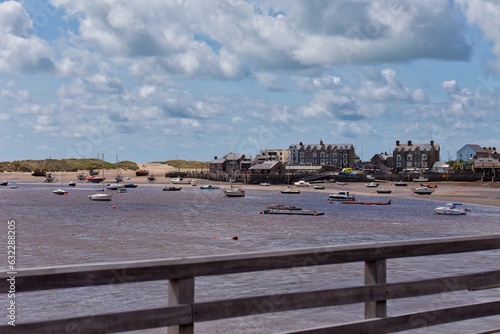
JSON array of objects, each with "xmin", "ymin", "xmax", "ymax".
[
  {"xmin": 53, "ymin": 189, "xmax": 68, "ymax": 195},
  {"xmin": 135, "ymin": 169, "xmax": 149, "ymax": 176},
  {"xmin": 280, "ymin": 188, "xmax": 300, "ymax": 194},
  {"xmin": 124, "ymin": 183, "xmax": 138, "ymax": 188},
  {"xmin": 394, "ymin": 181, "xmax": 408, "ymax": 186},
  {"xmin": 200, "ymin": 184, "xmax": 220, "ymax": 190},
  {"xmin": 223, "ymin": 187, "xmax": 245, "ymax": 197},
  {"xmin": 117, "ymin": 188, "xmax": 127, "ymax": 193},
  {"xmin": 9, "ymin": 183, "xmax": 19, "ymax": 189},
  {"xmin": 88, "ymin": 193, "xmax": 113, "ymax": 201},
  {"xmin": 312, "ymin": 185, "xmax": 325, "ymax": 190},
  {"xmin": 294, "ymin": 180, "xmax": 311, "ymax": 187},
  {"xmin": 86, "ymin": 176, "xmax": 106, "ymax": 183},
  {"xmin": 412, "ymin": 186, "xmax": 434, "ymax": 195},
  {"xmin": 1, "ymin": 180, "xmax": 8, "ymax": 186},
  {"xmin": 163, "ymin": 186, "xmax": 183, "ymax": 191},
  {"xmin": 171, "ymin": 177, "xmax": 191, "ymax": 184},
  {"xmin": 328, "ymin": 191, "xmax": 355, "ymax": 201},
  {"xmin": 68, "ymin": 180, "xmax": 76, "ymax": 187},
  {"xmin": 261, "ymin": 209, "xmax": 324, "ymax": 216},
  {"xmin": 376, "ymin": 188, "xmax": 392, "ymax": 194},
  {"xmin": 342, "ymin": 199, "xmax": 392, "ymax": 205},
  {"xmin": 366, "ymin": 182, "xmax": 379, "ymax": 188},
  {"xmin": 433, "ymin": 202, "xmax": 469, "ymax": 215},
  {"xmin": 147, "ymin": 174, "xmax": 157, "ymax": 181}
]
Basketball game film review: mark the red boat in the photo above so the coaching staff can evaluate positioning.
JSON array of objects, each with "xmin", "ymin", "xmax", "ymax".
[
  {"xmin": 135, "ymin": 169, "xmax": 149, "ymax": 176},
  {"xmin": 86, "ymin": 176, "xmax": 106, "ymax": 183}
]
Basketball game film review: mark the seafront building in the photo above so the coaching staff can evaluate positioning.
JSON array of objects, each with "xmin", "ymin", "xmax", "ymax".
[{"xmin": 288, "ymin": 140, "xmax": 355, "ymax": 168}]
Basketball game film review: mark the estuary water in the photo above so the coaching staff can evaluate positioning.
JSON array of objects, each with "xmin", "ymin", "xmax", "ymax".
[{"xmin": 1, "ymin": 183, "xmax": 500, "ymax": 333}]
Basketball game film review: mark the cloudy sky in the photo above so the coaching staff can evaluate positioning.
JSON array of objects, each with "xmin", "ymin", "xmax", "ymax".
[{"xmin": 1, "ymin": 0, "xmax": 499, "ymax": 163}]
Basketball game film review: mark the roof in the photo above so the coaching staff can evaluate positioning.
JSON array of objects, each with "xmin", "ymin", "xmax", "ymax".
[
  {"xmin": 224, "ymin": 152, "xmax": 245, "ymax": 160},
  {"xmin": 210, "ymin": 158, "xmax": 226, "ymax": 164},
  {"xmin": 460, "ymin": 144, "xmax": 488, "ymax": 153},
  {"xmin": 395, "ymin": 143, "xmax": 439, "ymax": 152},
  {"xmin": 289, "ymin": 143, "xmax": 353, "ymax": 150},
  {"xmin": 249, "ymin": 161, "xmax": 281, "ymax": 170}
]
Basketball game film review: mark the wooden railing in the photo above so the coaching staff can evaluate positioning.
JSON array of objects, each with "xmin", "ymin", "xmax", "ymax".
[{"xmin": 1, "ymin": 234, "xmax": 500, "ymax": 333}]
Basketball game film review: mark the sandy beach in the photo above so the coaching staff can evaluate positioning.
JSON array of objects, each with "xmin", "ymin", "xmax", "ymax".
[{"xmin": 1, "ymin": 163, "xmax": 499, "ymax": 207}]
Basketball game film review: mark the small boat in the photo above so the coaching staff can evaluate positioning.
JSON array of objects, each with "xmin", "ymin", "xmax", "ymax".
[
  {"xmin": 312, "ymin": 185, "xmax": 325, "ymax": 190},
  {"xmin": 376, "ymin": 188, "xmax": 392, "ymax": 194},
  {"xmin": 266, "ymin": 204, "xmax": 302, "ymax": 210},
  {"xmin": 77, "ymin": 173, "xmax": 86, "ymax": 181},
  {"xmin": 106, "ymin": 183, "xmax": 123, "ymax": 190},
  {"xmin": 261, "ymin": 209, "xmax": 324, "ymax": 216},
  {"xmin": 200, "ymin": 184, "xmax": 220, "ymax": 190},
  {"xmin": 191, "ymin": 180, "xmax": 197, "ymax": 186},
  {"xmin": 53, "ymin": 189, "xmax": 68, "ymax": 195},
  {"xmin": 433, "ymin": 202, "xmax": 469, "ymax": 215},
  {"xmin": 135, "ymin": 169, "xmax": 149, "ymax": 176},
  {"xmin": 420, "ymin": 183, "xmax": 438, "ymax": 188},
  {"xmin": 328, "ymin": 191, "xmax": 355, "ymax": 201},
  {"xmin": 86, "ymin": 176, "xmax": 106, "ymax": 183},
  {"xmin": 413, "ymin": 176, "xmax": 429, "ymax": 182},
  {"xmin": 124, "ymin": 183, "xmax": 138, "ymax": 188},
  {"xmin": 171, "ymin": 177, "xmax": 191, "ymax": 184},
  {"xmin": 163, "ymin": 186, "xmax": 183, "ymax": 191},
  {"xmin": 68, "ymin": 180, "xmax": 76, "ymax": 187},
  {"xmin": 394, "ymin": 181, "xmax": 408, "ymax": 186},
  {"xmin": 31, "ymin": 170, "xmax": 46, "ymax": 177},
  {"xmin": 366, "ymin": 182, "xmax": 379, "ymax": 188},
  {"xmin": 44, "ymin": 173, "xmax": 57, "ymax": 183},
  {"xmin": 342, "ymin": 199, "xmax": 392, "ymax": 205},
  {"xmin": 223, "ymin": 187, "xmax": 245, "ymax": 197},
  {"xmin": 280, "ymin": 188, "xmax": 300, "ymax": 194},
  {"xmin": 335, "ymin": 181, "xmax": 347, "ymax": 186},
  {"xmin": 260, "ymin": 182, "xmax": 271, "ymax": 186},
  {"xmin": 413, "ymin": 186, "xmax": 434, "ymax": 195},
  {"xmin": 88, "ymin": 193, "xmax": 113, "ymax": 201},
  {"xmin": 1, "ymin": 180, "xmax": 8, "ymax": 186},
  {"xmin": 117, "ymin": 188, "xmax": 127, "ymax": 193},
  {"xmin": 9, "ymin": 183, "xmax": 19, "ymax": 189},
  {"xmin": 294, "ymin": 181, "xmax": 311, "ymax": 187},
  {"xmin": 147, "ymin": 174, "xmax": 157, "ymax": 181}
]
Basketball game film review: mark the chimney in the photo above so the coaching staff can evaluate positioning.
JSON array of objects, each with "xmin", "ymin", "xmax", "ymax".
[
  {"xmin": 430, "ymin": 140, "xmax": 434, "ymax": 146},
  {"xmin": 408, "ymin": 140, "xmax": 412, "ymax": 146},
  {"xmin": 396, "ymin": 140, "xmax": 400, "ymax": 146}
]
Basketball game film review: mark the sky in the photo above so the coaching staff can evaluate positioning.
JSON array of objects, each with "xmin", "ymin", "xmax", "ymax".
[{"xmin": 1, "ymin": 0, "xmax": 500, "ymax": 163}]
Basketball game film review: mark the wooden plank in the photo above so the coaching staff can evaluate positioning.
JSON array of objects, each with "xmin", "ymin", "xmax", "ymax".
[
  {"xmin": 283, "ymin": 300, "xmax": 500, "ymax": 334},
  {"xmin": 0, "ymin": 305, "xmax": 192, "ymax": 334},
  {"xmin": 364, "ymin": 259, "xmax": 387, "ymax": 318},
  {"xmin": 193, "ymin": 270, "xmax": 500, "ymax": 322},
  {"xmin": 168, "ymin": 278, "xmax": 194, "ymax": 334},
  {"xmin": 2, "ymin": 234, "xmax": 500, "ymax": 292}
]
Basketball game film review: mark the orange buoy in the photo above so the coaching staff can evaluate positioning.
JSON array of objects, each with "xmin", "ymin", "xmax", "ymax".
[
  {"xmin": 259, "ymin": 211, "xmax": 263, "ymax": 214},
  {"xmin": 213, "ymin": 235, "xmax": 216, "ymax": 239},
  {"xmin": 232, "ymin": 235, "xmax": 238, "ymax": 240},
  {"xmin": 112, "ymin": 205, "xmax": 117, "ymax": 209}
]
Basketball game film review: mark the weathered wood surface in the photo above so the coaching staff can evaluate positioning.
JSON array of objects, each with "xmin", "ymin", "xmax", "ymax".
[{"xmin": 1, "ymin": 234, "xmax": 499, "ymax": 333}]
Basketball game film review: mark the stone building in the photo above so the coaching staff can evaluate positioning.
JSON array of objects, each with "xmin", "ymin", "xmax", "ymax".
[
  {"xmin": 289, "ymin": 140, "xmax": 355, "ymax": 168},
  {"xmin": 393, "ymin": 140, "xmax": 440, "ymax": 171}
]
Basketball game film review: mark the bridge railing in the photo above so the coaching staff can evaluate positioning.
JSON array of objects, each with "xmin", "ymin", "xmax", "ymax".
[{"xmin": 1, "ymin": 234, "xmax": 500, "ymax": 333}]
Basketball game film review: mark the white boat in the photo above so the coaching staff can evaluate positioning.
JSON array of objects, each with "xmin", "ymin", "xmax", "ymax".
[
  {"xmin": 68, "ymin": 180, "xmax": 76, "ymax": 187},
  {"xmin": 9, "ymin": 183, "xmax": 19, "ymax": 189},
  {"xmin": 328, "ymin": 191, "xmax": 355, "ymax": 201},
  {"xmin": 53, "ymin": 189, "xmax": 68, "ymax": 195},
  {"xmin": 433, "ymin": 203, "xmax": 469, "ymax": 215},
  {"xmin": 106, "ymin": 183, "xmax": 123, "ymax": 190},
  {"xmin": 223, "ymin": 187, "xmax": 245, "ymax": 197},
  {"xmin": 366, "ymin": 182, "xmax": 379, "ymax": 188},
  {"xmin": 1, "ymin": 180, "xmax": 8, "ymax": 186},
  {"xmin": 191, "ymin": 180, "xmax": 197, "ymax": 186},
  {"xmin": 260, "ymin": 182, "xmax": 271, "ymax": 186},
  {"xmin": 412, "ymin": 186, "xmax": 434, "ymax": 195},
  {"xmin": 117, "ymin": 188, "xmax": 127, "ymax": 193},
  {"xmin": 172, "ymin": 177, "xmax": 191, "ymax": 184},
  {"xmin": 88, "ymin": 193, "xmax": 113, "ymax": 201},
  {"xmin": 312, "ymin": 184, "xmax": 325, "ymax": 190},
  {"xmin": 294, "ymin": 180, "xmax": 311, "ymax": 187},
  {"xmin": 413, "ymin": 176, "xmax": 429, "ymax": 182}
]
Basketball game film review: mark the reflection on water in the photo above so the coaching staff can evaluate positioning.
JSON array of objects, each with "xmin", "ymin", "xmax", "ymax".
[{"xmin": 1, "ymin": 184, "xmax": 500, "ymax": 333}]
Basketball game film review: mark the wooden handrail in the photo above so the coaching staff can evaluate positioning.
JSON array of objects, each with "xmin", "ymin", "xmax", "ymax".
[{"xmin": 1, "ymin": 234, "xmax": 499, "ymax": 333}]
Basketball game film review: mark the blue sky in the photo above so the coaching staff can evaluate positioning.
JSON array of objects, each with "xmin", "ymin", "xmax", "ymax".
[{"xmin": 1, "ymin": 0, "xmax": 499, "ymax": 163}]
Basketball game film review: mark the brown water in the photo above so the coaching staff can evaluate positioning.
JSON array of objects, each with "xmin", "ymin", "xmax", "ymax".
[{"xmin": 1, "ymin": 183, "xmax": 500, "ymax": 333}]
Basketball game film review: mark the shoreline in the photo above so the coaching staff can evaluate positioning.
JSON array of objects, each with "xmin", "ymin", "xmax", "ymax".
[{"xmin": 2, "ymin": 167, "xmax": 499, "ymax": 207}]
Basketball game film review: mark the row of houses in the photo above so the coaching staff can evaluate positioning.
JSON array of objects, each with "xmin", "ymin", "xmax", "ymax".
[{"xmin": 209, "ymin": 140, "xmax": 500, "ymax": 175}]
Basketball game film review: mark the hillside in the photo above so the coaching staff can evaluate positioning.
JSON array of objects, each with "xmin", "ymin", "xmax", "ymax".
[{"xmin": 0, "ymin": 159, "xmax": 138, "ymax": 173}]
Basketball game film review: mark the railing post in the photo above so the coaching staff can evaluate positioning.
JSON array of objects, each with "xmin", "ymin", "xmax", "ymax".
[
  {"xmin": 168, "ymin": 278, "xmax": 194, "ymax": 334},
  {"xmin": 365, "ymin": 259, "xmax": 387, "ymax": 319}
]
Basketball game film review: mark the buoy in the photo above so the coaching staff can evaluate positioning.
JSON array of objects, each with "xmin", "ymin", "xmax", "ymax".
[
  {"xmin": 112, "ymin": 205, "xmax": 117, "ymax": 209},
  {"xmin": 314, "ymin": 213, "xmax": 318, "ymax": 216},
  {"xmin": 458, "ymin": 186, "xmax": 462, "ymax": 190},
  {"xmin": 213, "ymin": 235, "xmax": 216, "ymax": 239},
  {"xmin": 232, "ymin": 235, "xmax": 238, "ymax": 240},
  {"xmin": 452, "ymin": 191, "xmax": 455, "ymax": 194},
  {"xmin": 259, "ymin": 211, "xmax": 263, "ymax": 214}
]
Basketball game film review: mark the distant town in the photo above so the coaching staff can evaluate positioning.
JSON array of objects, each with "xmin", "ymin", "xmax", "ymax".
[{"xmin": 207, "ymin": 140, "xmax": 500, "ymax": 183}]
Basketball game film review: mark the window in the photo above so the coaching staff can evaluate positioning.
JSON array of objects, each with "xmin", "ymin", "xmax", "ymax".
[
  {"xmin": 422, "ymin": 154, "xmax": 427, "ymax": 161},
  {"xmin": 397, "ymin": 155, "xmax": 402, "ymax": 161},
  {"xmin": 407, "ymin": 154, "xmax": 412, "ymax": 161}
]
